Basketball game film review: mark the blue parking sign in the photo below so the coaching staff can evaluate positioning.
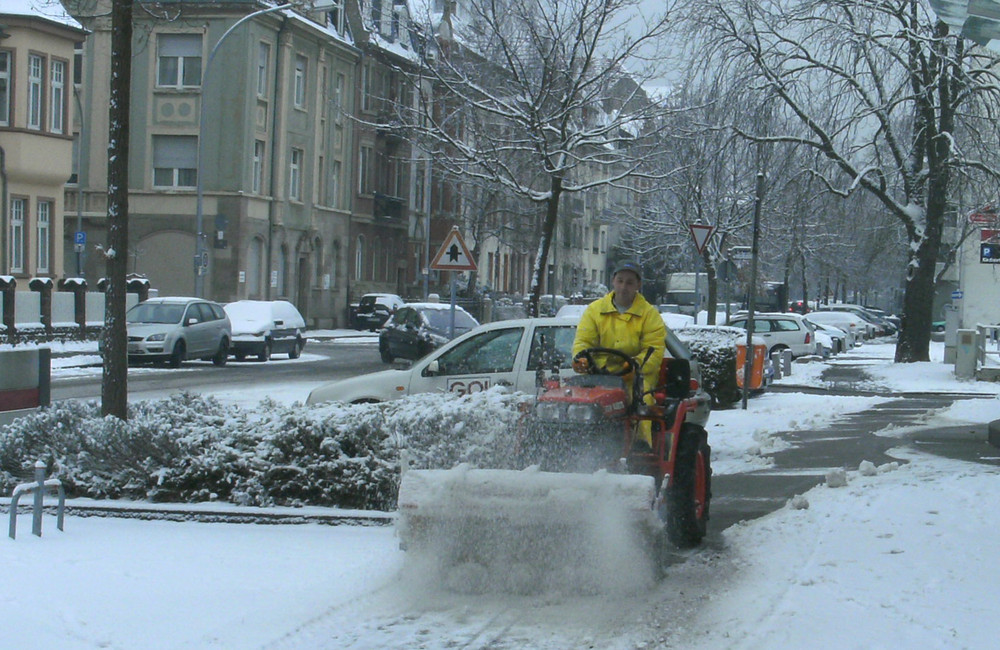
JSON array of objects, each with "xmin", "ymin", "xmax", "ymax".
[{"xmin": 74, "ymin": 231, "xmax": 86, "ymax": 245}]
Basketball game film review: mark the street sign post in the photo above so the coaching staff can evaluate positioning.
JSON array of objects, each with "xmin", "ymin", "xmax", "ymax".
[{"xmin": 430, "ymin": 227, "xmax": 477, "ymax": 338}]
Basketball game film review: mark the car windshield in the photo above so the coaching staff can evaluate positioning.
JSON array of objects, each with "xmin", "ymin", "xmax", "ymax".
[
  {"xmin": 423, "ymin": 308, "xmax": 477, "ymax": 332},
  {"xmin": 127, "ymin": 302, "xmax": 185, "ymax": 324}
]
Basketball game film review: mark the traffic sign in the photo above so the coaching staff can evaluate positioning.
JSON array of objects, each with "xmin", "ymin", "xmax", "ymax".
[
  {"xmin": 970, "ymin": 205, "xmax": 998, "ymax": 225},
  {"xmin": 430, "ymin": 226, "xmax": 477, "ymax": 271},
  {"xmin": 730, "ymin": 245, "xmax": 752, "ymax": 262},
  {"xmin": 689, "ymin": 223, "xmax": 716, "ymax": 254},
  {"xmin": 952, "ymin": 290, "xmax": 964, "ymax": 299},
  {"xmin": 74, "ymin": 231, "xmax": 86, "ymax": 245}
]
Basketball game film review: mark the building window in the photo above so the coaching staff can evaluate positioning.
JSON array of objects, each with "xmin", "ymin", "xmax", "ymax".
[
  {"xmin": 294, "ymin": 55, "xmax": 307, "ymax": 108},
  {"xmin": 50, "ymin": 60, "xmax": 65, "ymax": 133},
  {"xmin": 355, "ymin": 235, "xmax": 365, "ymax": 279},
  {"xmin": 247, "ymin": 237, "xmax": 263, "ymax": 296},
  {"xmin": 28, "ymin": 54, "xmax": 44, "ymax": 130},
  {"xmin": 327, "ymin": 0, "xmax": 345, "ymax": 34},
  {"xmin": 9, "ymin": 198, "xmax": 25, "ymax": 273},
  {"xmin": 152, "ymin": 135, "xmax": 197, "ymax": 188},
  {"xmin": 252, "ymin": 140, "xmax": 265, "ymax": 194},
  {"xmin": 289, "ymin": 148, "xmax": 303, "ymax": 200},
  {"xmin": 359, "ymin": 146, "xmax": 372, "ymax": 194},
  {"xmin": 37, "ymin": 201, "xmax": 51, "ymax": 273},
  {"xmin": 334, "ymin": 72, "xmax": 345, "ymax": 116},
  {"xmin": 257, "ymin": 42, "xmax": 270, "ymax": 97},
  {"xmin": 360, "ymin": 63, "xmax": 371, "ymax": 111},
  {"xmin": 157, "ymin": 34, "xmax": 202, "ymax": 88},
  {"xmin": 0, "ymin": 51, "xmax": 10, "ymax": 126},
  {"xmin": 331, "ymin": 160, "xmax": 341, "ymax": 209}
]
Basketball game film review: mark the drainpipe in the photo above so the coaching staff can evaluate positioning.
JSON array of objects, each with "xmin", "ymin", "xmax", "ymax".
[
  {"xmin": 1, "ymin": 146, "xmax": 7, "ymax": 274},
  {"xmin": 266, "ymin": 16, "xmax": 290, "ymax": 301}
]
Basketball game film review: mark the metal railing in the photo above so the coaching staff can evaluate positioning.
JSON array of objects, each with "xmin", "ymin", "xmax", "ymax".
[{"xmin": 8, "ymin": 460, "xmax": 65, "ymax": 539}]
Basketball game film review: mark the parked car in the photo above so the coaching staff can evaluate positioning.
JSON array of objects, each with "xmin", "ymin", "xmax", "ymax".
[
  {"xmin": 726, "ymin": 312, "xmax": 817, "ymax": 358},
  {"xmin": 378, "ymin": 302, "xmax": 479, "ymax": 363},
  {"xmin": 354, "ymin": 293, "xmax": 405, "ymax": 331},
  {"xmin": 223, "ymin": 300, "xmax": 306, "ymax": 362},
  {"xmin": 816, "ymin": 304, "xmax": 893, "ymax": 336},
  {"xmin": 120, "ymin": 297, "xmax": 231, "ymax": 367},
  {"xmin": 806, "ymin": 310, "xmax": 868, "ymax": 343},
  {"xmin": 805, "ymin": 318, "xmax": 852, "ymax": 353},
  {"xmin": 308, "ymin": 316, "xmax": 712, "ymax": 427}
]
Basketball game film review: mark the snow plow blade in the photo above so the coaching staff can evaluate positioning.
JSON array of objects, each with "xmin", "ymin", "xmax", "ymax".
[{"xmin": 396, "ymin": 465, "xmax": 663, "ymax": 592}]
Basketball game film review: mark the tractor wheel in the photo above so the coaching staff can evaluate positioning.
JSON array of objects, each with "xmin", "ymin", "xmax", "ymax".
[
  {"xmin": 168, "ymin": 341, "xmax": 186, "ymax": 368},
  {"xmin": 665, "ymin": 424, "xmax": 711, "ymax": 549}
]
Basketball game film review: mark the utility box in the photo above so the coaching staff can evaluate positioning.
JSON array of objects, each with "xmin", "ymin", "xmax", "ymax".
[
  {"xmin": 943, "ymin": 304, "xmax": 961, "ymax": 364},
  {"xmin": 955, "ymin": 328, "xmax": 977, "ymax": 379}
]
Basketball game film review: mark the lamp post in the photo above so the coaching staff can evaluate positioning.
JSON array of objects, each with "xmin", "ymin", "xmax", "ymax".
[{"xmin": 194, "ymin": 1, "xmax": 336, "ymax": 297}]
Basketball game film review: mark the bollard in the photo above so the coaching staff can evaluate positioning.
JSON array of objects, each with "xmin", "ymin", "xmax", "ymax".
[
  {"xmin": 770, "ymin": 352, "xmax": 783, "ymax": 379},
  {"xmin": 9, "ymin": 459, "xmax": 65, "ymax": 539},
  {"xmin": 781, "ymin": 349, "xmax": 793, "ymax": 376}
]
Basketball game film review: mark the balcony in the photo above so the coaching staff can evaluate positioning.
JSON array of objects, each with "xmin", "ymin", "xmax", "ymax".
[{"xmin": 374, "ymin": 192, "xmax": 406, "ymax": 221}]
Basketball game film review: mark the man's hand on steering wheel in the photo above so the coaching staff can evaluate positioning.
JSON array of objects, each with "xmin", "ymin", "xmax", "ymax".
[{"xmin": 572, "ymin": 347, "xmax": 638, "ymax": 377}]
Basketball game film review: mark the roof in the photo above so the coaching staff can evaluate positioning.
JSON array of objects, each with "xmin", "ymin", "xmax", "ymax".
[{"xmin": 2, "ymin": 0, "xmax": 84, "ymax": 30}]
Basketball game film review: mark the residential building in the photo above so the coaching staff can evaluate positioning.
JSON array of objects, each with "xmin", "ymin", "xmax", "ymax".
[
  {"xmin": 0, "ymin": 9, "xmax": 86, "ymax": 286},
  {"xmin": 65, "ymin": 0, "xmax": 359, "ymax": 326}
]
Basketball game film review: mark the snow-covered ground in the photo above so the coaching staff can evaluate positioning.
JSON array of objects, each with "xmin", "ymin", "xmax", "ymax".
[{"xmin": 5, "ymin": 339, "xmax": 1000, "ymax": 648}]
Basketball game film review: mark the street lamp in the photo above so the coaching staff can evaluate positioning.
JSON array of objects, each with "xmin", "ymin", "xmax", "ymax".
[{"xmin": 194, "ymin": 0, "xmax": 336, "ymax": 297}]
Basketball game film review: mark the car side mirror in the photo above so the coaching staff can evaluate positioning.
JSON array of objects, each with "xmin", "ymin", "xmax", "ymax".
[
  {"xmin": 185, "ymin": 317, "xmax": 197, "ymax": 326},
  {"xmin": 274, "ymin": 319, "xmax": 284, "ymax": 326},
  {"xmin": 426, "ymin": 359, "xmax": 439, "ymax": 375}
]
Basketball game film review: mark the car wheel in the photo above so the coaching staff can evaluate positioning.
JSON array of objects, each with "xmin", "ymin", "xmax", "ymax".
[
  {"xmin": 769, "ymin": 344, "xmax": 788, "ymax": 358},
  {"xmin": 212, "ymin": 339, "xmax": 229, "ymax": 366},
  {"xmin": 235, "ymin": 351, "xmax": 246, "ymax": 362},
  {"xmin": 380, "ymin": 342, "xmax": 394, "ymax": 363},
  {"xmin": 288, "ymin": 336, "xmax": 303, "ymax": 359},
  {"xmin": 168, "ymin": 340, "xmax": 185, "ymax": 368},
  {"xmin": 258, "ymin": 341, "xmax": 272, "ymax": 362}
]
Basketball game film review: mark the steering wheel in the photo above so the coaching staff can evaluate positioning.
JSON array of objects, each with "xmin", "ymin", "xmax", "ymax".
[{"xmin": 572, "ymin": 347, "xmax": 638, "ymax": 377}]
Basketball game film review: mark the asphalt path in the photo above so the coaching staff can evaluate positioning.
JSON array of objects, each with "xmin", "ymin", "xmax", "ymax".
[{"xmin": 50, "ymin": 339, "xmax": 385, "ymax": 402}]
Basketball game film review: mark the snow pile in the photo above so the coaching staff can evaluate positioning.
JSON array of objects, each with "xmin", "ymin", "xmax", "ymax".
[{"xmin": 398, "ymin": 466, "xmax": 660, "ymax": 595}]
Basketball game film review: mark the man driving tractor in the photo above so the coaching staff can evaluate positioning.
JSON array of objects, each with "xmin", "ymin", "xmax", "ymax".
[{"xmin": 571, "ymin": 261, "xmax": 666, "ymax": 451}]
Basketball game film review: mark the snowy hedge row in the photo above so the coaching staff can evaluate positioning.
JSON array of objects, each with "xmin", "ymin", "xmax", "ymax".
[
  {"xmin": 674, "ymin": 325, "xmax": 745, "ymax": 407},
  {"xmin": 0, "ymin": 390, "xmax": 527, "ymax": 511}
]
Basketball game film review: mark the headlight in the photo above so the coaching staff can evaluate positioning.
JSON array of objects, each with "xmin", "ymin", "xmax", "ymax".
[
  {"xmin": 535, "ymin": 401, "xmax": 564, "ymax": 421},
  {"xmin": 146, "ymin": 333, "xmax": 166, "ymax": 342},
  {"xmin": 566, "ymin": 403, "xmax": 602, "ymax": 422}
]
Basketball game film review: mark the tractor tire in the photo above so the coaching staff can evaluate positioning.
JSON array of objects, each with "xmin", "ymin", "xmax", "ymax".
[
  {"xmin": 168, "ymin": 341, "xmax": 186, "ymax": 368},
  {"xmin": 665, "ymin": 424, "xmax": 712, "ymax": 549}
]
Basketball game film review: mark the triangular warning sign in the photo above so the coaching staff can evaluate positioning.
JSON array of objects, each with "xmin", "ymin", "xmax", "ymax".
[
  {"xmin": 689, "ymin": 223, "xmax": 716, "ymax": 254},
  {"xmin": 430, "ymin": 226, "xmax": 478, "ymax": 272}
]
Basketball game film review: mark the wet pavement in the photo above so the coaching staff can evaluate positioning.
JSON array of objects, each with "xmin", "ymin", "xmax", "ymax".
[{"xmin": 708, "ymin": 363, "xmax": 999, "ymax": 539}]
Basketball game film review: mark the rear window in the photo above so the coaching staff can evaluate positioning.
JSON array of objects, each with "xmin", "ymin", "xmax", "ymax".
[
  {"xmin": 423, "ymin": 308, "xmax": 477, "ymax": 332},
  {"xmin": 127, "ymin": 302, "xmax": 185, "ymax": 324}
]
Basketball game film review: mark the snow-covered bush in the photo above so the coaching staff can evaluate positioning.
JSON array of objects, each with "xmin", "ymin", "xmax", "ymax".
[
  {"xmin": 0, "ymin": 389, "xmax": 528, "ymax": 510},
  {"xmin": 675, "ymin": 325, "xmax": 744, "ymax": 407}
]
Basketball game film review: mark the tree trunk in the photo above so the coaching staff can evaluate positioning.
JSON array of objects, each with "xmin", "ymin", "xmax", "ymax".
[
  {"xmin": 102, "ymin": 0, "xmax": 132, "ymax": 419},
  {"xmin": 528, "ymin": 177, "xmax": 563, "ymax": 317}
]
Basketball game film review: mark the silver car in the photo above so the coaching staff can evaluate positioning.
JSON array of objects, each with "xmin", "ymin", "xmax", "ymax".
[{"xmin": 124, "ymin": 297, "xmax": 232, "ymax": 367}]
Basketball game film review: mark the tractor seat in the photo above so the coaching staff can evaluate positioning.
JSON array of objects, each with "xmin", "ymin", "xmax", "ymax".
[{"xmin": 653, "ymin": 356, "xmax": 692, "ymax": 404}]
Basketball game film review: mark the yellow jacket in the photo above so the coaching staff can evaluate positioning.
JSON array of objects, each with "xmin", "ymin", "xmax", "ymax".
[{"xmin": 572, "ymin": 291, "xmax": 665, "ymax": 399}]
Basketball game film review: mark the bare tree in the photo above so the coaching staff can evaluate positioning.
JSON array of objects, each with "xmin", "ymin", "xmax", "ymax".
[
  {"xmin": 404, "ymin": 0, "xmax": 678, "ymax": 315},
  {"xmin": 684, "ymin": 0, "xmax": 1000, "ymax": 361}
]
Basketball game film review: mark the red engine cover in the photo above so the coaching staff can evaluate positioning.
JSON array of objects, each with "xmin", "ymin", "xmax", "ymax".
[{"xmin": 537, "ymin": 385, "xmax": 629, "ymax": 418}]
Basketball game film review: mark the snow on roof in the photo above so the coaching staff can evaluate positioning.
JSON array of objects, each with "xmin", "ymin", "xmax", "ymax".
[{"xmin": 2, "ymin": 0, "xmax": 84, "ymax": 30}]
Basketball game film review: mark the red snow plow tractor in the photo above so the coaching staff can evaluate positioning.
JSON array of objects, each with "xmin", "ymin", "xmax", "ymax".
[{"xmin": 396, "ymin": 346, "xmax": 712, "ymax": 578}]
